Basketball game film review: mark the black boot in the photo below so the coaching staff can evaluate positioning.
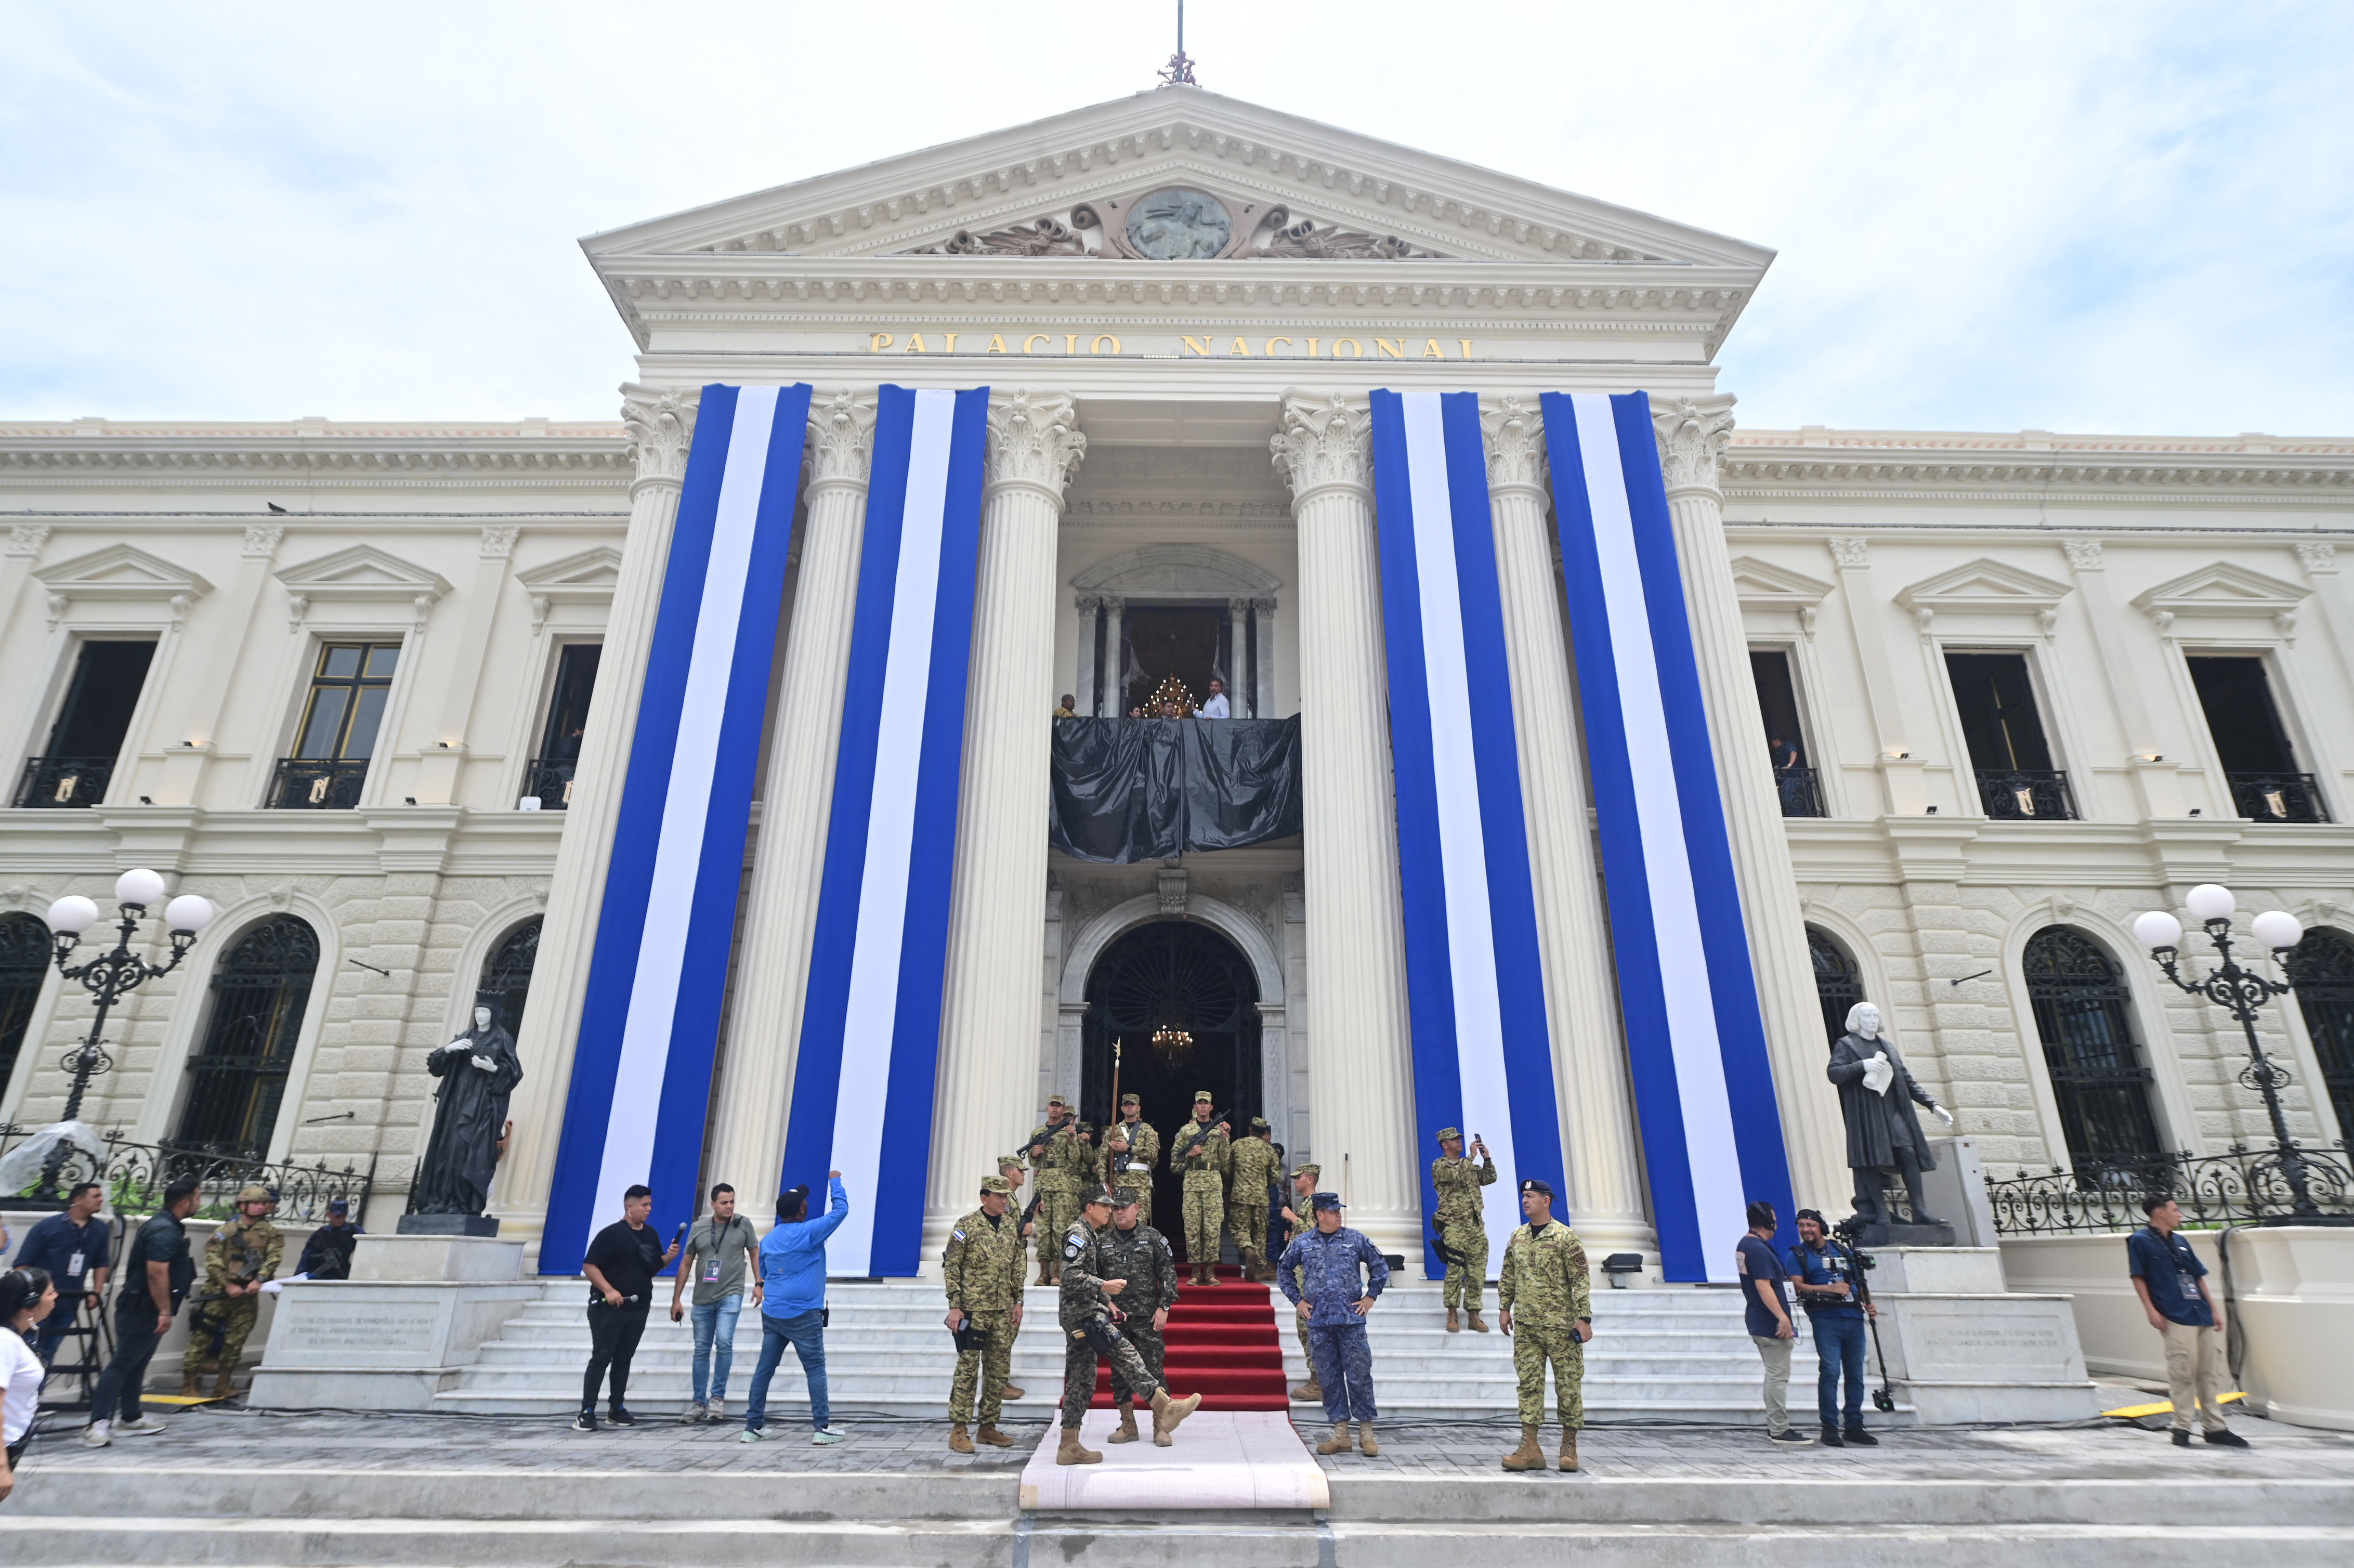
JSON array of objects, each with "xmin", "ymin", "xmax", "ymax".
[
  {"xmin": 1821, "ymin": 1425, "xmax": 1845, "ymax": 1447},
  {"xmin": 1843, "ymin": 1426, "xmax": 1878, "ymax": 1446}
]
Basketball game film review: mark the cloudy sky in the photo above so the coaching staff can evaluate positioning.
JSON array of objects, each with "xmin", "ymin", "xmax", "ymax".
[{"xmin": 4, "ymin": 2, "xmax": 2349, "ymax": 435}]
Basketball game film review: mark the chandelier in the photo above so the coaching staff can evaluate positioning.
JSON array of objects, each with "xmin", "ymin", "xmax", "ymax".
[{"xmin": 1151, "ymin": 1022, "xmax": 1194, "ymax": 1067}]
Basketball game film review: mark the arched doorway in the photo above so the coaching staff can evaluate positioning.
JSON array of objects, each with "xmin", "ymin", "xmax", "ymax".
[
  {"xmin": 1081, "ymin": 919, "xmax": 1260, "ymax": 1256},
  {"xmin": 2021, "ymin": 924, "xmax": 2163, "ymax": 1170},
  {"xmin": 2287, "ymin": 927, "xmax": 2354, "ymax": 1144},
  {"xmin": 474, "ymin": 918, "xmax": 541, "ymax": 1036},
  {"xmin": 176, "ymin": 914, "xmax": 320, "ymax": 1159},
  {"xmin": 1807, "ymin": 926, "xmax": 1866, "ymax": 1052}
]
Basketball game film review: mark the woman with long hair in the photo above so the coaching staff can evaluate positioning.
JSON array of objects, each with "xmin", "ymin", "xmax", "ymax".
[{"xmin": 2, "ymin": 1266, "xmax": 58, "ymax": 1501}]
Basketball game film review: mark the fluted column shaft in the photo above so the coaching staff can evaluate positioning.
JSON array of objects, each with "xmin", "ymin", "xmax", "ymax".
[
  {"xmin": 1652, "ymin": 397, "xmax": 1847, "ymax": 1209},
  {"xmin": 929, "ymin": 392, "xmax": 1085, "ymax": 1248},
  {"xmin": 1272, "ymin": 393, "xmax": 1418, "ymax": 1259},
  {"xmin": 1481, "ymin": 400, "xmax": 1653, "ymax": 1259},
  {"xmin": 708, "ymin": 392, "xmax": 875, "ymax": 1196},
  {"xmin": 496, "ymin": 386, "xmax": 698, "ymax": 1258}
]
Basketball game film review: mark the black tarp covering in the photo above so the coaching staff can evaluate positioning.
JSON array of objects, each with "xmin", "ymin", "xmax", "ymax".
[{"xmin": 1049, "ymin": 716, "xmax": 1303, "ymax": 863}]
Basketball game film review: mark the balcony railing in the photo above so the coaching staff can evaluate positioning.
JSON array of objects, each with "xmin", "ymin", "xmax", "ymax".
[
  {"xmin": 524, "ymin": 756, "xmax": 577, "ymax": 811},
  {"xmin": 1975, "ymin": 768, "xmax": 2078, "ymax": 820},
  {"xmin": 1774, "ymin": 766, "xmax": 1825, "ymax": 818},
  {"xmin": 2227, "ymin": 770, "xmax": 2329, "ymax": 824},
  {"xmin": 1986, "ymin": 1143, "xmax": 2354, "ymax": 1234},
  {"xmin": 12, "ymin": 754, "xmax": 115, "ymax": 808},
  {"xmin": 267, "ymin": 757, "xmax": 370, "ymax": 809},
  {"xmin": 0, "ymin": 1122, "xmax": 376, "ymax": 1224}
]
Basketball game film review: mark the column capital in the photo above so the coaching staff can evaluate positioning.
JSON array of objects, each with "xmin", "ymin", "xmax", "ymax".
[
  {"xmin": 479, "ymin": 525, "xmax": 520, "ymax": 560},
  {"xmin": 805, "ymin": 388, "xmax": 879, "ymax": 494},
  {"xmin": 1480, "ymin": 394, "xmax": 1549, "ymax": 499},
  {"xmin": 2063, "ymin": 539, "xmax": 2105, "ymax": 573},
  {"xmin": 240, "ymin": 524, "xmax": 284, "ymax": 560},
  {"xmin": 1270, "ymin": 391, "xmax": 1372, "ymax": 506},
  {"xmin": 1651, "ymin": 394, "xmax": 1736, "ymax": 501},
  {"xmin": 1075, "ymin": 592, "xmax": 1104, "ymax": 613},
  {"xmin": 5, "ymin": 524, "xmax": 51, "ymax": 559},
  {"xmin": 983, "ymin": 389, "xmax": 1086, "ymax": 504},
  {"xmin": 1828, "ymin": 536, "xmax": 1871, "ymax": 570},
  {"xmin": 2296, "ymin": 540, "xmax": 2338, "ymax": 578},
  {"xmin": 620, "ymin": 383, "xmax": 701, "ymax": 496}
]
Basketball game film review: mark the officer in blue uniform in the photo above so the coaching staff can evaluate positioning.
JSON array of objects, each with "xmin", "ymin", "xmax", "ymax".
[{"xmin": 1276, "ymin": 1192, "xmax": 1389, "ymax": 1457}]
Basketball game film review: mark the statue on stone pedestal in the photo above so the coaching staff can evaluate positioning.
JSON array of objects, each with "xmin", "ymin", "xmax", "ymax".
[
  {"xmin": 1826, "ymin": 1002, "xmax": 1954, "ymax": 1235},
  {"xmin": 412, "ymin": 1005, "xmax": 524, "ymax": 1218}
]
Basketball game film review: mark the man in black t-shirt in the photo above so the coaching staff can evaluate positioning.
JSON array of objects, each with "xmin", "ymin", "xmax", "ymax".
[
  {"xmin": 84, "ymin": 1182, "xmax": 200, "ymax": 1447},
  {"xmin": 575, "ymin": 1184, "xmax": 678, "ymax": 1432}
]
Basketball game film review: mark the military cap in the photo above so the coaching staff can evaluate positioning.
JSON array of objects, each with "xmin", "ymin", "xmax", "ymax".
[
  {"xmin": 996, "ymin": 1153, "xmax": 1025, "ymax": 1171},
  {"xmin": 235, "ymin": 1183, "xmax": 273, "ymax": 1204},
  {"xmin": 1080, "ymin": 1185, "xmax": 1114, "ymax": 1207},
  {"xmin": 325, "ymin": 1197, "xmax": 349, "ymax": 1213},
  {"xmin": 1194, "ymin": 1091, "xmax": 1213, "ymax": 1104},
  {"xmin": 1520, "ymin": 1178, "xmax": 1556, "ymax": 1198},
  {"xmin": 1434, "ymin": 1127, "xmax": 1462, "ymax": 1144},
  {"xmin": 1109, "ymin": 1188, "xmax": 1141, "ymax": 1210},
  {"xmin": 1047, "ymin": 1094, "xmax": 1070, "ymax": 1108},
  {"xmin": 1120, "ymin": 1092, "xmax": 1141, "ymax": 1106},
  {"xmin": 1249, "ymin": 1116, "xmax": 1270, "ymax": 1131},
  {"xmin": 1292, "ymin": 1164, "xmax": 1320, "ymax": 1181},
  {"xmin": 980, "ymin": 1175, "xmax": 1012, "ymax": 1196},
  {"xmin": 1311, "ymin": 1191, "xmax": 1344, "ymax": 1211}
]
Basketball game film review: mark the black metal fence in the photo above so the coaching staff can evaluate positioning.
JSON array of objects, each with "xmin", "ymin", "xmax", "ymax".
[
  {"xmin": 266, "ymin": 757, "xmax": 370, "ymax": 809},
  {"xmin": 0, "ymin": 1122, "xmax": 375, "ymax": 1223},
  {"xmin": 1976, "ymin": 768, "xmax": 2079, "ymax": 820},
  {"xmin": 523, "ymin": 756, "xmax": 576, "ymax": 810},
  {"xmin": 1775, "ymin": 766, "xmax": 1826, "ymax": 818},
  {"xmin": 2227, "ymin": 771, "xmax": 2330, "ymax": 824},
  {"xmin": 13, "ymin": 754, "xmax": 116, "ymax": 808},
  {"xmin": 1987, "ymin": 1143, "xmax": 2354, "ymax": 1234}
]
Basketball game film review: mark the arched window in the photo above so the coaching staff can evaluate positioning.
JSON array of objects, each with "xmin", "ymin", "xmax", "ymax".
[
  {"xmin": 0, "ymin": 913, "xmax": 51, "ymax": 1094},
  {"xmin": 474, "ymin": 918, "xmax": 541, "ymax": 1035},
  {"xmin": 1808, "ymin": 926, "xmax": 1866, "ymax": 1051},
  {"xmin": 2022, "ymin": 925, "xmax": 2163, "ymax": 1166},
  {"xmin": 176, "ymin": 915, "xmax": 319, "ymax": 1159},
  {"xmin": 2287, "ymin": 927, "xmax": 2354, "ymax": 1146}
]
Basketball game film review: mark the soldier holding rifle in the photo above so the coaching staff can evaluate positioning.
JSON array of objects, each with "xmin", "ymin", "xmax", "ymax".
[{"xmin": 1168, "ymin": 1092, "xmax": 1232, "ymax": 1285}]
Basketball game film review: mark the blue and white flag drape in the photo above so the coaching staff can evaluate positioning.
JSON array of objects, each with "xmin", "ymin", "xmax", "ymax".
[
  {"xmin": 1370, "ymin": 389, "xmax": 1566, "ymax": 1273},
  {"xmin": 543, "ymin": 383, "xmax": 814, "ymax": 1276},
  {"xmin": 780, "ymin": 385, "xmax": 991, "ymax": 1277},
  {"xmin": 1541, "ymin": 390, "xmax": 1793, "ymax": 1283}
]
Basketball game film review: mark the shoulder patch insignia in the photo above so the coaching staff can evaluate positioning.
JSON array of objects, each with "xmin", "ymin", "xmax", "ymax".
[
  {"xmin": 951, "ymin": 1228, "xmax": 965, "ymax": 1242},
  {"xmin": 1063, "ymin": 1235, "xmax": 1085, "ymax": 1261}
]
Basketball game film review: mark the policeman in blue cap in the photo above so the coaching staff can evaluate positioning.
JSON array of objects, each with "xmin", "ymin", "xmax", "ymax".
[{"xmin": 1275, "ymin": 1191, "xmax": 1389, "ymax": 1457}]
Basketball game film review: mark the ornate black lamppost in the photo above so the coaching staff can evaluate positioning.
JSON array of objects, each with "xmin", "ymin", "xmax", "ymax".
[
  {"xmin": 2133, "ymin": 884, "xmax": 2319, "ymax": 1220},
  {"xmin": 33, "ymin": 867, "xmax": 215, "ymax": 1204}
]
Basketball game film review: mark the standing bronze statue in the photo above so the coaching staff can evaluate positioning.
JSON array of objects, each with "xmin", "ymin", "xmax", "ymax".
[
  {"xmin": 1826, "ymin": 1002, "xmax": 1954, "ymax": 1239},
  {"xmin": 412, "ymin": 1005, "xmax": 525, "ymax": 1219}
]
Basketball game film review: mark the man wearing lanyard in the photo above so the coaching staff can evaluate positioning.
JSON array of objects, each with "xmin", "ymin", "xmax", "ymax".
[
  {"xmin": 1786, "ymin": 1209, "xmax": 1877, "ymax": 1447},
  {"xmin": 11, "ymin": 1181, "xmax": 110, "ymax": 1366},
  {"xmin": 2128, "ymin": 1197, "xmax": 2249, "ymax": 1448},
  {"xmin": 671, "ymin": 1182, "xmax": 763, "ymax": 1423}
]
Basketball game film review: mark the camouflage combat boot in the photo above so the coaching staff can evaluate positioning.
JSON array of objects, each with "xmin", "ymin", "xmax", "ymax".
[{"xmin": 1501, "ymin": 1425, "xmax": 1545, "ymax": 1471}]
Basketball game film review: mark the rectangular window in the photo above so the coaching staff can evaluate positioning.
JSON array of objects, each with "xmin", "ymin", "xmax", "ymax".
[
  {"xmin": 14, "ymin": 638, "xmax": 156, "ymax": 807},
  {"xmin": 1946, "ymin": 650, "xmax": 2075, "ymax": 819},
  {"xmin": 527, "ymin": 643, "xmax": 600, "ymax": 809},
  {"xmin": 1749, "ymin": 649, "xmax": 1822, "ymax": 817},
  {"xmin": 2187, "ymin": 655, "xmax": 2326, "ymax": 822},
  {"xmin": 270, "ymin": 641, "xmax": 399, "ymax": 808}
]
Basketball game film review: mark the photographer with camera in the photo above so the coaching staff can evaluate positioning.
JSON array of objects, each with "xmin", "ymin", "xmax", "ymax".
[{"xmin": 1787, "ymin": 1209, "xmax": 1878, "ymax": 1447}]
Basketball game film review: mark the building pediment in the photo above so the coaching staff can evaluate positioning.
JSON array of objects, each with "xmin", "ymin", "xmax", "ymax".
[
  {"xmin": 1729, "ymin": 556, "xmax": 1833, "ymax": 608},
  {"xmin": 1896, "ymin": 558, "xmax": 2074, "ymax": 616},
  {"xmin": 275, "ymin": 544, "xmax": 451, "ymax": 624},
  {"xmin": 2131, "ymin": 561, "xmax": 2307, "ymax": 622},
  {"xmin": 34, "ymin": 542, "xmax": 213, "ymax": 604},
  {"xmin": 517, "ymin": 545, "xmax": 623, "ymax": 625}
]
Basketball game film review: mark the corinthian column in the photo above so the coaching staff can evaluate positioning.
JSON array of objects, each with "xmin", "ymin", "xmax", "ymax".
[
  {"xmin": 1481, "ymin": 399, "xmax": 1653, "ymax": 1261},
  {"xmin": 1270, "ymin": 392, "xmax": 1418, "ymax": 1260},
  {"xmin": 708, "ymin": 391, "xmax": 876, "ymax": 1195},
  {"xmin": 496, "ymin": 385, "xmax": 697, "ymax": 1258},
  {"xmin": 1651, "ymin": 396, "xmax": 1846, "ymax": 1209},
  {"xmin": 930, "ymin": 391, "xmax": 1085, "ymax": 1246}
]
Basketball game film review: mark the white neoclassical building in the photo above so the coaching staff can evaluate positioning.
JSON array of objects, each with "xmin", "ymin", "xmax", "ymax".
[{"xmin": 2, "ymin": 89, "xmax": 2349, "ymax": 1281}]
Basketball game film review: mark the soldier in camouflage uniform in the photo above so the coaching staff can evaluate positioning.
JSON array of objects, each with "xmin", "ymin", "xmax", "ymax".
[
  {"xmin": 1431, "ymin": 1127, "xmax": 1498, "ymax": 1332},
  {"xmin": 1225, "ymin": 1118, "xmax": 1283, "ymax": 1280},
  {"xmin": 1054, "ymin": 1186, "xmax": 1201, "ymax": 1465},
  {"xmin": 1279, "ymin": 1162, "xmax": 1322, "ymax": 1400},
  {"xmin": 1025, "ymin": 1095, "xmax": 1090, "ymax": 1285},
  {"xmin": 992, "ymin": 1155, "xmax": 1033, "ymax": 1402},
  {"xmin": 1098, "ymin": 1094, "xmax": 1160, "ymax": 1229},
  {"xmin": 943, "ymin": 1175, "xmax": 1026, "ymax": 1453},
  {"xmin": 1168, "ymin": 1091, "xmax": 1232, "ymax": 1285},
  {"xmin": 1498, "ymin": 1178, "xmax": 1592, "ymax": 1473},
  {"xmin": 182, "ymin": 1184, "xmax": 282, "ymax": 1396},
  {"xmin": 1097, "ymin": 1188, "xmax": 1180, "ymax": 1444}
]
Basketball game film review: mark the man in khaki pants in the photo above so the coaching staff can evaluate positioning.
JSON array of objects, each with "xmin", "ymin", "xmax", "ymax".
[{"xmin": 2127, "ymin": 1196, "xmax": 2248, "ymax": 1448}]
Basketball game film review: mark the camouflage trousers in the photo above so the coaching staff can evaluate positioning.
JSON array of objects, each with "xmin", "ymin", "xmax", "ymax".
[
  {"xmin": 1513, "ymin": 1321, "xmax": 1586, "ymax": 1428},
  {"xmin": 1060, "ymin": 1319, "xmax": 1159, "ymax": 1427},
  {"xmin": 1110, "ymin": 1321, "xmax": 1165, "ymax": 1406},
  {"xmin": 947, "ymin": 1310, "xmax": 1016, "ymax": 1425},
  {"xmin": 1037, "ymin": 1187, "xmax": 1078, "ymax": 1266},
  {"xmin": 1306, "ymin": 1320, "xmax": 1378, "ymax": 1424},
  {"xmin": 1440, "ymin": 1222, "xmax": 1489, "ymax": 1311},
  {"xmin": 1181, "ymin": 1182, "xmax": 1223, "ymax": 1269},
  {"xmin": 182, "ymin": 1296, "xmax": 259, "ymax": 1378},
  {"xmin": 1226, "ymin": 1201, "xmax": 1267, "ymax": 1262}
]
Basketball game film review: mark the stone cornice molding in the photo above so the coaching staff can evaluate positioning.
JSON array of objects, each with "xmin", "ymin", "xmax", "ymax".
[
  {"xmin": 0, "ymin": 420, "xmax": 629, "ymax": 495},
  {"xmin": 1480, "ymin": 395, "xmax": 1548, "ymax": 498},
  {"xmin": 804, "ymin": 389, "xmax": 879, "ymax": 494},
  {"xmin": 1270, "ymin": 392, "xmax": 1372, "ymax": 507},
  {"xmin": 1723, "ymin": 430, "xmax": 2354, "ymax": 504},
  {"xmin": 1653, "ymin": 395, "xmax": 1736, "ymax": 502},
  {"xmin": 981, "ymin": 390, "xmax": 1086, "ymax": 505},
  {"xmin": 619, "ymin": 384, "xmax": 699, "ymax": 497}
]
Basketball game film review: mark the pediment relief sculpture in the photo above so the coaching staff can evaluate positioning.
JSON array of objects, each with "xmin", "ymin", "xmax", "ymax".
[{"xmin": 905, "ymin": 183, "xmax": 1430, "ymax": 261}]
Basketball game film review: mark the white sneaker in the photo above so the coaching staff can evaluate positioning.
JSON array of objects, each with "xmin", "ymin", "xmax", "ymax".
[
  {"xmin": 82, "ymin": 1420, "xmax": 112, "ymax": 1447},
  {"xmin": 707, "ymin": 1396, "xmax": 725, "ymax": 1420},
  {"xmin": 812, "ymin": 1426, "xmax": 846, "ymax": 1445},
  {"xmin": 114, "ymin": 1415, "xmax": 169, "ymax": 1437}
]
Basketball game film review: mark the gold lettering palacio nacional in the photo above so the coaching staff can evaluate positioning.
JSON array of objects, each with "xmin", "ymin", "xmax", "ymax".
[{"xmin": 2, "ymin": 90, "xmax": 2349, "ymax": 1271}]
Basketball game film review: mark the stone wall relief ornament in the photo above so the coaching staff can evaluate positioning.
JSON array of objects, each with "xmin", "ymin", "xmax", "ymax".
[
  {"xmin": 911, "ymin": 217, "xmax": 1089, "ymax": 257},
  {"xmin": 1070, "ymin": 189, "xmax": 1280, "ymax": 260},
  {"xmin": 1254, "ymin": 218, "xmax": 1426, "ymax": 259}
]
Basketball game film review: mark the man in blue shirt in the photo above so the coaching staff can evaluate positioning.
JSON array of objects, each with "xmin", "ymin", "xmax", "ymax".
[
  {"xmin": 2128, "ymin": 1196, "xmax": 2247, "ymax": 1448},
  {"xmin": 1277, "ymin": 1192, "xmax": 1389, "ymax": 1457},
  {"xmin": 12, "ymin": 1181, "xmax": 110, "ymax": 1366},
  {"xmin": 1735, "ymin": 1199, "xmax": 1810, "ymax": 1445},
  {"xmin": 1787, "ymin": 1208, "xmax": 1876, "ymax": 1447},
  {"xmin": 741, "ymin": 1172, "xmax": 848, "ymax": 1446}
]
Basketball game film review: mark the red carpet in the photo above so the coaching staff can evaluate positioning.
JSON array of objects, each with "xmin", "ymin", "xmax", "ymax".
[{"xmin": 1092, "ymin": 1265, "xmax": 1291, "ymax": 1410}]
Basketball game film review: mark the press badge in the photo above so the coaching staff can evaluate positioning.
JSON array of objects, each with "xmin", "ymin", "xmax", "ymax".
[
  {"xmin": 702, "ymin": 1255, "xmax": 723, "ymax": 1285},
  {"xmin": 67, "ymin": 1251, "xmax": 85, "ymax": 1277}
]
